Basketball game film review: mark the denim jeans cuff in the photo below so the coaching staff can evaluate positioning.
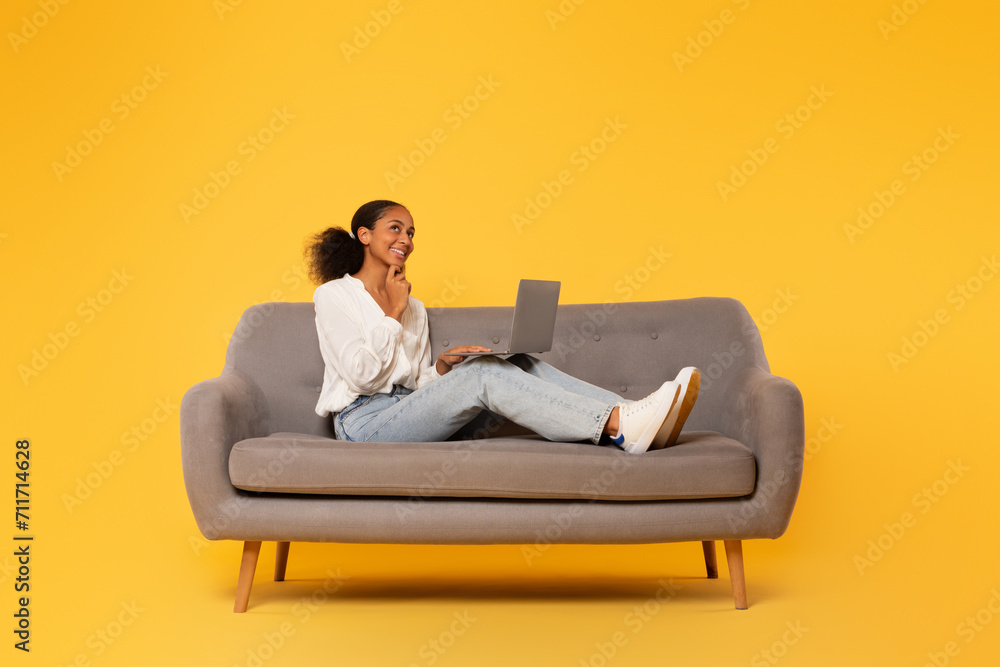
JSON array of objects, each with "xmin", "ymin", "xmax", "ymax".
[{"xmin": 591, "ymin": 403, "xmax": 614, "ymax": 444}]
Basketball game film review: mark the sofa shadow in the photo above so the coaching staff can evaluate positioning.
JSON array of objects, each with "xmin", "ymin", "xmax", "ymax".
[{"xmin": 244, "ymin": 572, "xmax": 780, "ymax": 608}]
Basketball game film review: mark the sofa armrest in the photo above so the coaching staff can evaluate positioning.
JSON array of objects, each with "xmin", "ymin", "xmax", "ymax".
[
  {"xmin": 181, "ymin": 369, "xmax": 271, "ymax": 540},
  {"xmin": 718, "ymin": 365, "xmax": 805, "ymax": 538}
]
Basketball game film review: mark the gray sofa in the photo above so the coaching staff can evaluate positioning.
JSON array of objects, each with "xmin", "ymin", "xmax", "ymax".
[{"xmin": 181, "ymin": 297, "xmax": 804, "ymax": 612}]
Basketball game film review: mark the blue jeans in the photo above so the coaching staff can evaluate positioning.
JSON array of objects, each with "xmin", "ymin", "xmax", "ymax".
[{"xmin": 333, "ymin": 354, "xmax": 623, "ymax": 445}]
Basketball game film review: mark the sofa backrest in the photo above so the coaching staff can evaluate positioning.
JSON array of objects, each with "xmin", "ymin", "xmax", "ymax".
[{"xmin": 223, "ymin": 297, "xmax": 768, "ymax": 438}]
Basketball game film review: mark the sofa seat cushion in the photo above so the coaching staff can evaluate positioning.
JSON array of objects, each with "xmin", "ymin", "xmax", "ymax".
[{"xmin": 228, "ymin": 430, "xmax": 756, "ymax": 501}]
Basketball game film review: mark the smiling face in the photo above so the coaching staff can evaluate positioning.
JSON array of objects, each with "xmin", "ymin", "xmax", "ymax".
[{"xmin": 358, "ymin": 205, "xmax": 414, "ymax": 270}]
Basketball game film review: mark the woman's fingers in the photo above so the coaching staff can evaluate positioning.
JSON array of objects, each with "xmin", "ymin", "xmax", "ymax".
[
  {"xmin": 445, "ymin": 346, "xmax": 492, "ymax": 355},
  {"xmin": 440, "ymin": 346, "xmax": 492, "ymax": 366},
  {"xmin": 383, "ymin": 266, "xmax": 411, "ymax": 320},
  {"xmin": 387, "ymin": 267, "xmax": 410, "ymax": 292}
]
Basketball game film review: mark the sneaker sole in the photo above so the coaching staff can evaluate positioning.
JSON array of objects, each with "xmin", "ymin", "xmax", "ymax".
[
  {"xmin": 624, "ymin": 384, "xmax": 681, "ymax": 455},
  {"xmin": 660, "ymin": 368, "xmax": 700, "ymax": 449}
]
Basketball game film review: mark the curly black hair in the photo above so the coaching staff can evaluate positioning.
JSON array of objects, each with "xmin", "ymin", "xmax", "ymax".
[{"xmin": 305, "ymin": 200, "xmax": 406, "ymax": 285}]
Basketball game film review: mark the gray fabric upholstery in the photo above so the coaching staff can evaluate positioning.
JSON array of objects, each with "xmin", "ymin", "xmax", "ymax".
[
  {"xmin": 181, "ymin": 297, "xmax": 804, "ymax": 545},
  {"xmin": 228, "ymin": 430, "xmax": 755, "ymax": 500}
]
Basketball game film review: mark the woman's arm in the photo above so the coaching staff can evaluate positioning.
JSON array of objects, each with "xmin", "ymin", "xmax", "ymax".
[
  {"xmin": 434, "ymin": 347, "xmax": 493, "ymax": 376},
  {"xmin": 415, "ymin": 311, "xmax": 442, "ymax": 387},
  {"xmin": 413, "ymin": 305, "xmax": 491, "ymax": 385}
]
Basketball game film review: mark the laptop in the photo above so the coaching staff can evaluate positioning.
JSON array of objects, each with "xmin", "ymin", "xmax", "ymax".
[{"xmin": 447, "ymin": 279, "xmax": 561, "ymax": 357}]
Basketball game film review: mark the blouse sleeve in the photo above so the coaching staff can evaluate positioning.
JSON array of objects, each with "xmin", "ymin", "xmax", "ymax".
[
  {"xmin": 415, "ymin": 303, "xmax": 441, "ymax": 389},
  {"xmin": 314, "ymin": 285, "xmax": 407, "ymax": 395}
]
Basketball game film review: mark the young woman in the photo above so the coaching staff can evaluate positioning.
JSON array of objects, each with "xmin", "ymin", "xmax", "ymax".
[{"xmin": 306, "ymin": 200, "xmax": 700, "ymax": 455}]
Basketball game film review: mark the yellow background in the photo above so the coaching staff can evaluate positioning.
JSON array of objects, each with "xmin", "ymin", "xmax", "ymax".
[{"xmin": 3, "ymin": 0, "xmax": 999, "ymax": 664}]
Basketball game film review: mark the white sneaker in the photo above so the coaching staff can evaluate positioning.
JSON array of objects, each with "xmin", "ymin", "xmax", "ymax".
[
  {"xmin": 649, "ymin": 366, "xmax": 701, "ymax": 451},
  {"xmin": 611, "ymin": 381, "xmax": 682, "ymax": 455}
]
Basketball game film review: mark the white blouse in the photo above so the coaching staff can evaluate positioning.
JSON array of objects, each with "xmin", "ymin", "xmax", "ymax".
[{"xmin": 313, "ymin": 274, "xmax": 440, "ymax": 416}]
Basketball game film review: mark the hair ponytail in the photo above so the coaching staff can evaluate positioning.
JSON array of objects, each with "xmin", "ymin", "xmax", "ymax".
[
  {"xmin": 305, "ymin": 199, "xmax": 405, "ymax": 285},
  {"xmin": 305, "ymin": 227, "xmax": 362, "ymax": 284}
]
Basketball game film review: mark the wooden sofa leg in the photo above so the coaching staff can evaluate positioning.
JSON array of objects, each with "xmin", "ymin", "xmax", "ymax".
[
  {"xmin": 234, "ymin": 541, "xmax": 262, "ymax": 613},
  {"xmin": 723, "ymin": 540, "xmax": 748, "ymax": 610},
  {"xmin": 274, "ymin": 541, "xmax": 290, "ymax": 582},
  {"xmin": 702, "ymin": 540, "xmax": 718, "ymax": 579}
]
